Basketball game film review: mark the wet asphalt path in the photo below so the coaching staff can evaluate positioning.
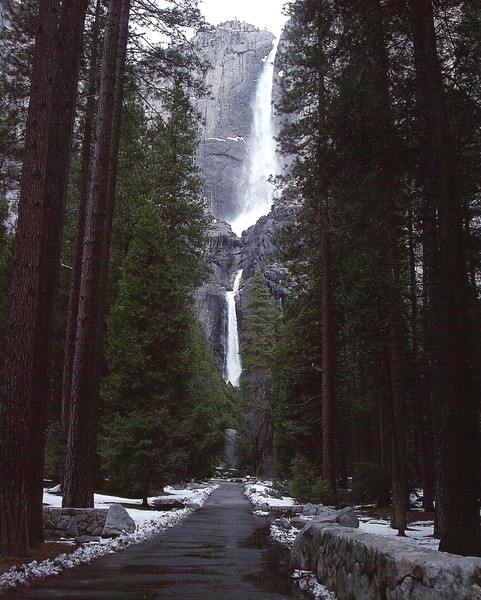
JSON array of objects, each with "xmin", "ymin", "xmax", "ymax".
[{"xmin": 6, "ymin": 482, "xmax": 307, "ymax": 599}]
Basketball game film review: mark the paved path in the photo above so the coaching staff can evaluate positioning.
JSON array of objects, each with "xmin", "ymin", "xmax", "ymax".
[{"xmin": 7, "ymin": 482, "xmax": 306, "ymax": 599}]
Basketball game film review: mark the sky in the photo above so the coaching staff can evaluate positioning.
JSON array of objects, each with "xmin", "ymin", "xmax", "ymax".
[{"xmin": 199, "ymin": 0, "xmax": 289, "ymax": 38}]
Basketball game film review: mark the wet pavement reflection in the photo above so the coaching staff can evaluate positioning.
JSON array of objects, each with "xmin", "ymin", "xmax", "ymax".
[{"xmin": 5, "ymin": 482, "xmax": 309, "ymax": 599}]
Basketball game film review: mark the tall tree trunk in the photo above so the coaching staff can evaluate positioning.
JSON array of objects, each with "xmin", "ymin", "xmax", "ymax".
[
  {"xmin": 408, "ymin": 0, "xmax": 481, "ymax": 556},
  {"xmin": 0, "ymin": 0, "xmax": 87, "ymax": 555},
  {"xmin": 316, "ymin": 0, "xmax": 336, "ymax": 495},
  {"xmin": 408, "ymin": 209, "xmax": 435, "ymax": 513},
  {"xmin": 320, "ymin": 197, "xmax": 335, "ymax": 493},
  {"xmin": 62, "ymin": 0, "xmax": 102, "ymax": 435},
  {"xmin": 63, "ymin": 0, "xmax": 131, "ymax": 509},
  {"xmin": 369, "ymin": 0, "xmax": 407, "ymax": 535},
  {"xmin": 94, "ymin": 0, "xmax": 131, "ymax": 404}
]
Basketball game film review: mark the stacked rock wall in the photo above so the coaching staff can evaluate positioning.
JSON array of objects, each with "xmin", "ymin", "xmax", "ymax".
[
  {"xmin": 43, "ymin": 504, "xmax": 136, "ymax": 540},
  {"xmin": 291, "ymin": 520, "xmax": 481, "ymax": 599},
  {"xmin": 43, "ymin": 508, "xmax": 107, "ymax": 539}
]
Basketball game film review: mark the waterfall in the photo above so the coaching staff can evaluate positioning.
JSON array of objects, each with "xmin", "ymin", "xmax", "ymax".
[
  {"xmin": 224, "ymin": 269, "xmax": 243, "ymax": 387},
  {"xmin": 230, "ymin": 39, "xmax": 280, "ymax": 236}
]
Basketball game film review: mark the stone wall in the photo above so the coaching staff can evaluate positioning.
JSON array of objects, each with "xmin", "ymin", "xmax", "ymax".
[
  {"xmin": 43, "ymin": 504, "xmax": 135, "ymax": 540},
  {"xmin": 43, "ymin": 508, "xmax": 108, "ymax": 539},
  {"xmin": 291, "ymin": 520, "xmax": 481, "ymax": 599}
]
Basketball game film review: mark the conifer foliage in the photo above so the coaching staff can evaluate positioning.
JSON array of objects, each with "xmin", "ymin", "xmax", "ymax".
[
  {"xmin": 0, "ymin": 0, "xmax": 225, "ymax": 557},
  {"xmin": 237, "ymin": 271, "xmax": 280, "ymax": 475},
  {"xmin": 274, "ymin": 0, "xmax": 481, "ymax": 555}
]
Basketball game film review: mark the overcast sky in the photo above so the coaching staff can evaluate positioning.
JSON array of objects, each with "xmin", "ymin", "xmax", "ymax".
[{"xmin": 199, "ymin": 0, "xmax": 288, "ymax": 38}]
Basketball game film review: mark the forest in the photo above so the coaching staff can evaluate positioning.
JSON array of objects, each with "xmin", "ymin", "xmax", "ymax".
[{"xmin": 0, "ymin": 0, "xmax": 480, "ymax": 566}]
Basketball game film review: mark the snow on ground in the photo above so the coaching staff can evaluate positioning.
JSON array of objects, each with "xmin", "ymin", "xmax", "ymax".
[
  {"xmin": 244, "ymin": 479, "xmax": 295, "ymax": 514},
  {"xmin": 245, "ymin": 481, "xmax": 439, "ymax": 600},
  {"xmin": 244, "ymin": 480, "xmax": 337, "ymax": 599},
  {"xmin": 292, "ymin": 571, "xmax": 337, "ymax": 600},
  {"xmin": 359, "ymin": 515, "xmax": 438, "ymax": 550},
  {"xmin": 0, "ymin": 483, "xmax": 218, "ymax": 593}
]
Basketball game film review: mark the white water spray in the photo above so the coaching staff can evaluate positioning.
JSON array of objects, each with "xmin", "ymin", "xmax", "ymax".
[
  {"xmin": 224, "ymin": 269, "xmax": 243, "ymax": 387},
  {"xmin": 230, "ymin": 39, "xmax": 280, "ymax": 236}
]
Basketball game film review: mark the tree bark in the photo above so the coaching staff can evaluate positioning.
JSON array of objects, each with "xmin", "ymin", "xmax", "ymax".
[
  {"xmin": 63, "ymin": 0, "xmax": 131, "ymax": 509},
  {"xmin": 408, "ymin": 0, "xmax": 481, "ymax": 556},
  {"xmin": 316, "ymin": 0, "xmax": 336, "ymax": 495},
  {"xmin": 0, "ymin": 0, "xmax": 87, "ymax": 555},
  {"xmin": 62, "ymin": 0, "xmax": 102, "ymax": 435},
  {"xmin": 371, "ymin": 0, "xmax": 407, "ymax": 534},
  {"xmin": 320, "ymin": 197, "xmax": 335, "ymax": 493}
]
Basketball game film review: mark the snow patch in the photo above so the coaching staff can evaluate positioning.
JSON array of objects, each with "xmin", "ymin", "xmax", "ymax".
[
  {"xmin": 244, "ymin": 480, "xmax": 294, "ymax": 515},
  {"xmin": 0, "ymin": 484, "xmax": 218, "ymax": 592},
  {"xmin": 292, "ymin": 570, "xmax": 337, "ymax": 599}
]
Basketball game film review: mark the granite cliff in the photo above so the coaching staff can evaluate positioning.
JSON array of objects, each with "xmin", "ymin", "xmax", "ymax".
[
  {"xmin": 192, "ymin": 21, "xmax": 275, "ymax": 222},
  {"xmin": 192, "ymin": 21, "xmax": 297, "ymax": 376}
]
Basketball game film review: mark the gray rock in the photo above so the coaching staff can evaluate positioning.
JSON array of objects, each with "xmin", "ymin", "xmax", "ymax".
[
  {"xmin": 239, "ymin": 198, "xmax": 299, "ymax": 312},
  {"xmin": 75, "ymin": 512, "xmax": 89, "ymax": 523},
  {"xmin": 302, "ymin": 503, "xmax": 320, "ymax": 517},
  {"xmin": 186, "ymin": 482, "xmax": 210, "ymax": 490},
  {"xmin": 336, "ymin": 506, "xmax": 359, "ymax": 528},
  {"xmin": 151, "ymin": 498, "xmax": 185, "ymax": 510},
  {"xmin": 50, "ymin": 508, "xmax": 62, "ymax": 525},
  {"xmin": 263, "ymin": 488, "xmax": 283, "ymax": 500},
  {"xmin": 66, "ymin": 517, "xmax": 79, "ymax": 537},
  {"xmin": 57, "ymin": 517, "xmax": 69, "ymax": 531},
  {"xmin": 314, "ymin": 507, "xmax": 340, "ymax": 524},
  {"xmin": 276, "ymin": 518, "xmax": 291, "ymax": 530},
  {"xmin": 192, "ymin": 21, "xmax": 275, "ymax": 219},
  {"xmin": 75, "ymin": 535, "xmax": 101, "ymax": 544},
  {"xmin": 291, "ymin": 517, "xmax": 309, "ymax": 530},
  {"xmin": 102, "ymin": 504, "xmax": 136, "ymax": 537}
]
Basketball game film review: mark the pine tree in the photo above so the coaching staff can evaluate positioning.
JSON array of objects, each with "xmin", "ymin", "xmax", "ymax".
[
  {"xmin": 407, "ymin": 0, "xmax": 481, "ymax": 556},
  {"xmin": 238, "ymin": 271, "xmax": 280, "ymax": 475},
  {"xmin": 63, "ymin": 0, "xmax": 131, "ymax": 509},
  {"xmin": 0, "ymin": 0, "xmax": 88, "ymax": 555}
]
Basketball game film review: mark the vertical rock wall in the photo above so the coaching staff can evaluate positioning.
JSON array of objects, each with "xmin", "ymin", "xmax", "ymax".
[{"xmin": 193, "ymin": 21, "xmax": 275, "ymax": 220}]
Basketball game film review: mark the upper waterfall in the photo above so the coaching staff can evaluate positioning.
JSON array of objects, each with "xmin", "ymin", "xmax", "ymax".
[{"xmin": 230, "ymin": 38, "xmax": 280, "ymax": 236}]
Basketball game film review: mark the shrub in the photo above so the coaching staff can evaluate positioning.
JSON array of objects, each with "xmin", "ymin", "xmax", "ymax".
[{"xmin": 288, "ymin": 454, "xmax": 335, "ymax": 505}]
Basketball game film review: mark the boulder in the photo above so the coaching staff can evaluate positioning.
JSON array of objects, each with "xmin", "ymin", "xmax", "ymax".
[
  {"xmin": 276, "ymin": 518, "xmax": 292, "ymax": 530},
  {"xmin": 291, "ymin": 517, "xmax": 309, "ymax": 530},
  {"xmin": 336, "ymin": 506, "xmax": 359, "ymax": 528},
  {"xmin": 102, "ymin": 504, "xmax": 136, "ymax": 537},
  {"xmin": 186, "ymin": 482, "xmax": 210, "ymax": 490},
  {"xmin": 302, "ymin": 503, "xmax": 321, "ymax": 517},
  {"xmin": 151, "ymin": 498, "xmax": 185, "ymax": 511},
  {"xmin": 263, "ymin": 488, "xmax": 283, "ymax": 500}
]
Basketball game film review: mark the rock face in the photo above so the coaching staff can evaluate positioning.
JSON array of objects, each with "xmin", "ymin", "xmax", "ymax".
[
  {"xmin": 194, "ymin": 218, "xmax": 243, "ymax": 372},
  {"xmin": 291, "ymin": 522, "xmax": 481, "ymax": 599},
  {"xmin": 102, "ymin": 504, "xmax": 136, "ymax": 537},
  {"xmin": 195, "ymin": 202, "xmax": 297, "ymax": 374},
  {"xmin": 191, "ymin": 21, "xmax": 298, "ymax": 376},
  {"xmin": 239, "ymin": 197, "xmax": 298, "ymax": 311},
  {"xmin": 192, "ymin": 21, "xmax": 275, "ymax": 221}
]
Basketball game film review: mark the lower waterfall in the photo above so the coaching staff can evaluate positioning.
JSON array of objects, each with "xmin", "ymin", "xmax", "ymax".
[{"xmin": 224, "ymin": 269, "xmax": 243, "ymax": 387}]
